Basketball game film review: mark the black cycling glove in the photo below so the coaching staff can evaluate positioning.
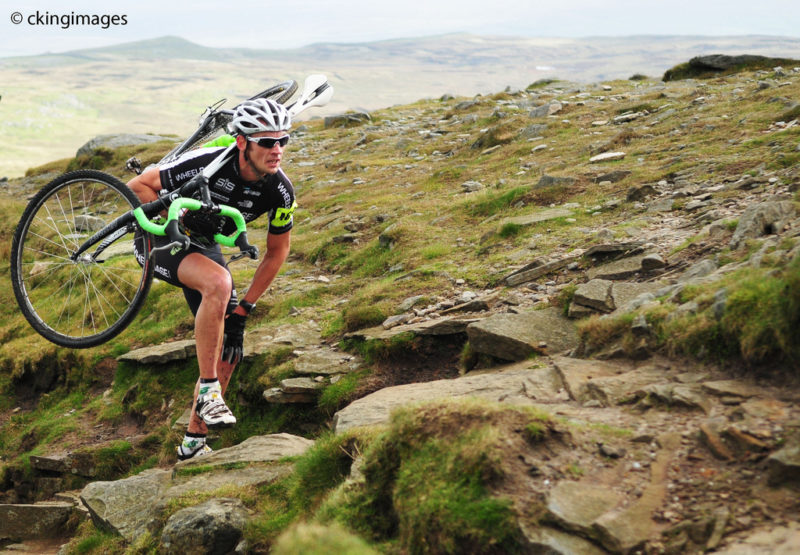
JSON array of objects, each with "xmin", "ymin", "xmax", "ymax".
[{"xmin": 221, "ymin": 312, "xmax": 247, "ymax": 364}]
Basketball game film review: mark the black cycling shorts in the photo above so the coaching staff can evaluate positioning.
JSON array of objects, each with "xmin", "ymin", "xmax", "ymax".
[{"xmin": 134, "ymin": 232, "xmax": 238, "ymax": 317}]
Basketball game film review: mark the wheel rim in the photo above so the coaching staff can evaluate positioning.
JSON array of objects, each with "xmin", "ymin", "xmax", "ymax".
[{"xmin": 15, "ymin": 176, "xmax": 150, "ymax": 344}]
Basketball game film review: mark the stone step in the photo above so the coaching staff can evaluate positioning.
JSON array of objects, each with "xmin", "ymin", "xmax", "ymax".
[
  {"xmin": 54, "ymin": 490, "xmax": 90, "ymax": 516},
  {"xmin": 0, "ymin": 501, "xmax": 79, "ymax": 541}
]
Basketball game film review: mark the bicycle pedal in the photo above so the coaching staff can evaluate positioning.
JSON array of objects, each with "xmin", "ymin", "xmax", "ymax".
[{"xmin": 125, "ymin": 157, "xmax": 143, "ymax": 175}]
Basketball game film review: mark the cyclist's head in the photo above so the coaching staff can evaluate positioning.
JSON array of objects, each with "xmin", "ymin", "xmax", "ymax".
[{"xmin": 232, "ymin": 99, "xmax": 291, "ymax": 135}]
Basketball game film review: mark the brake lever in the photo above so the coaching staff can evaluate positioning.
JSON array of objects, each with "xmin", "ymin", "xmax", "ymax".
[{"xmin": 149, "ymin": 240, "xmax": 188, "ymax": 258}]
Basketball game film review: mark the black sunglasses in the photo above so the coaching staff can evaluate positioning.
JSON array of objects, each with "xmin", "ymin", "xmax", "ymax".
[{"xmin": 246, "ymin": 135, "xmax": 290, "ymax": 148}]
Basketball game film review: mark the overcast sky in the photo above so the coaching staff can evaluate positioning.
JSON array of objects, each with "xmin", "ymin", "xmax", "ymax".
[{"xmin": 2, "ymin": 0, "xmax": 799, "ymax": 58}]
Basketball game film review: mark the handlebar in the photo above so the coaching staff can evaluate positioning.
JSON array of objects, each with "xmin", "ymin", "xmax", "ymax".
[{"xmin": 132, "ymin": 197, "xmax": 258, "ymax": 260}]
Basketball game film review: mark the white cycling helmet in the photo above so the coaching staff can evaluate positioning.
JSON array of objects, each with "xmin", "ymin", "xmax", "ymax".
[{"xmin": 231, "ymin": 98, "xmax": 291, "ymax": 135}]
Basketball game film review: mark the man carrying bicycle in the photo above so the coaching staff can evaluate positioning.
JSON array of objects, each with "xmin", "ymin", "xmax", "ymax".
[{"xmin": 127, "ymin": 99, "xmax": 296, "ymax": 460}]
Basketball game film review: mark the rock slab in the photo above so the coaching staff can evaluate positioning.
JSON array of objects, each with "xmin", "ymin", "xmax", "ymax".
[
  {"xmin": 333, "ymin": 361, "xmax": 568, "ymax": 433},
  {"xmin": 0, "ymin": 502, "xmax": 77, "ymax": 540},
  {"xmin": 467, "ymin": 307, "xmax": 579, "ymax": 360},
  {"xmin": 81, "ymin": 433, "xmax": 313, "ymax": 541}
]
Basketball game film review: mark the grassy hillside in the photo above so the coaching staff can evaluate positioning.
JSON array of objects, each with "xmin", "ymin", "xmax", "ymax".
[
  {"xmin": 3, "ymin": 34, "xmax": 800, "ymax": 177},
  {"xmin": 1, "ymin": 59, "xmax": 800, "ymax": 551}
]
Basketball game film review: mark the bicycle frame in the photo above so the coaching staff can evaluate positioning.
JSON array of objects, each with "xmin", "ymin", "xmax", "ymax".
[
  {"xmin": 11, "ymin": 75, "xmax": 333, "ymax": 348},
  {"xmin": 71, "ymin": 75, "xmax": 334, "ymax": 265},
  {"xmin": 71, "ymin": 144, "xmax": 258, "ymax": 263}
]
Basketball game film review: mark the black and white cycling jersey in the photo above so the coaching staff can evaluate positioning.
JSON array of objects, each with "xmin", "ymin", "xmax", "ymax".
[{"xmin": 159, "ymin": 146, "xmax": 296, "ymax": 236}]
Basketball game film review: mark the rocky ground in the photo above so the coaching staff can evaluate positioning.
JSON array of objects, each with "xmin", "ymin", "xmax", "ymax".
[{"xmin": 2, "ymin": 61, "xmax": 800, "ymax": 552}]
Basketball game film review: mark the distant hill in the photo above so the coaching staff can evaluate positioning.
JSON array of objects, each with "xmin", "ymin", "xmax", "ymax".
[{"xmin": 1, "ymin": 33, "xmax": 799, "ymax": 177}]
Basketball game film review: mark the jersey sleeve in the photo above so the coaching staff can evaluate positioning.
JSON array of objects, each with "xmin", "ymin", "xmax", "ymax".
[
  {"xmin": 267, "ymin": 174, "xmax": 296, "ymax": 235},
  {"xmin": 158, "ymin": 148, "xmax": 224, "ymax": 191}
]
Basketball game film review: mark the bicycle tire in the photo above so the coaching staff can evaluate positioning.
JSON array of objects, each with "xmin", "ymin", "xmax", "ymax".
[
  {"xmin": 161, "ymin": 80, "xmax": 300, "ymax": 164},
  {"xmin": 192, "ymin": 79, "xmax": 298, "ymax": 145},
  {"xmin": 11, "ymin": 170, "xmax": 154, "ymax": 348},
  {"xmin": 248, "ymin": 79, "xmax": 298, "ymax": 104}
]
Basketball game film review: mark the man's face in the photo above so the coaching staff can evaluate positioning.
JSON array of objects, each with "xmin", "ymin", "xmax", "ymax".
[{"xmin": 240, "ymin": 130, "xmax": 289, "ymax": 176}]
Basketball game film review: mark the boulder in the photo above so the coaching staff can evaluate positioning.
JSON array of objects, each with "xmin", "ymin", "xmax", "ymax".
[
  {"xmin": 263, "ymin": 388, "xmax": 319, "ymax": 404},
  {"xmin": 552, "ymin": 356, "xmax": 670, "ymax": 406},
  {"xmin": 595, "ymin": 170, "xmax": 631, "ymax": 183},
  {"xmin": 730, "ymin": 200, "xmax": 796, "ymax": 249},
  {"xmin": 626, "ymin": 184, "xmax": 657, "ymax": 201},
  {"xmin": 245, "ymin": 322, "xmax": 323, "ymax": 358},
  {"xmin": 160, "ymin": 498, "xmax": 248, "ymax": 555},
  {"xmin": 81, "ymin": 468, "xmax": 173, "ymax": 540},
  {"xmin": 589, "ymin": 152, "xmax": 626, "ymax": 163},
  {"xmin": 767, "ymin": 443, "xmax": 800, "ymax": 486},
  {"xmin": 587, "ymin": 253, "xmax": 655, "ymax": 280},
  {"xmin": 547, "ymin": 481, "xmax": 623, "ymax": 534},
  {"xmin": 529, "ymin": 101, "xmax": 562, "ymax": 118},
  {"xmin": 677, "ymin": 259, "xmax": 718, "ymax": 284},
  {"xmin": 0, "ymin": 502, "xmax": 78, "ymax": 540},
  {"xmin": 76, "ymin": 134, "xmax": 174, "ymax": 157},
  {"xmin": 609, "ymin": 282, "xmax": 663, "ymax": 315},
  {"xmin": 466, "ymin": 308, "xmax": 579, "ymax": 361},
  {"xmin": 573, "ymin": 279, "xmax": 614, "ymax": 312},
  {"xmin": 534, "ymin": 174, "xmax": 576, "ymax": 190}
]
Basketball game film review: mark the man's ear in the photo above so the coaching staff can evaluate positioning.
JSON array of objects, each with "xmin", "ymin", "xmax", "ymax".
[{"xmin": 235, "ymin": 135, "xmax": 247, "ymax": 150}]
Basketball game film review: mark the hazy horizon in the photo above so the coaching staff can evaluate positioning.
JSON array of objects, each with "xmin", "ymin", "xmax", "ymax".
[{"xmin": 3, "ymin": 0, "xmax": 799, "ymax": 58}]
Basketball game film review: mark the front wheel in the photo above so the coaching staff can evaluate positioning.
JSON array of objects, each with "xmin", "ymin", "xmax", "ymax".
[{"xmin": 10, "ymin": 170, "xmax": 154, "ymax": 348}]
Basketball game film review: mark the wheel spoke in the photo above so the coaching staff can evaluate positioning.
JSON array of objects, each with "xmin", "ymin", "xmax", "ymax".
[{"xmin": 11, "ymin": 171, "xmax": 153, "ymax": 347}]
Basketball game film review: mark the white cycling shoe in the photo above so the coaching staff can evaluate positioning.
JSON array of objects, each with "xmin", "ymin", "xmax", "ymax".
[
  {"xmin": 177, "ymin": 442, "xmax": 213, "ymax": 461},
  {"xmin": 195, "ymin": 390, "xmax": 237, "ymax": 428}
]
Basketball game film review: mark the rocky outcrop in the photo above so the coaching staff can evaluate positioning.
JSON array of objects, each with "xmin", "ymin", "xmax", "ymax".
[
  {"xmin": 729, "ymin": 199, "xmax": 796, "ymax": 249},
  {"xmin": 466, "ymin": 307, "xmax": 579, "ymax": 360},
  {"xmin": 688, "ymin": 54, "xmax": 790, "ymax": 72},
  {"xmin": 80, "ymin": 434, "xmax": 313, "ymax": 542},
  {"xmin": 0, "ymin": 501, "xmax": 79, "ymax": 541},
  {"xmin": 332, "ymin": 360, "xmax": 569, "ymax": 432},
  {"xmin": 76, "ymin": 134, "xmax": 174, "ymax": 157},
  {"xmin": 324, "ymin": 111, "xmax": 371, "ymax": 128}
]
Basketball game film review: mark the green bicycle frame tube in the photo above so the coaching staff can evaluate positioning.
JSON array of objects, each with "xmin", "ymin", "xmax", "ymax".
[{"xmin": 132, "ymin": 198, "xmax": 247, "ymax": 248}]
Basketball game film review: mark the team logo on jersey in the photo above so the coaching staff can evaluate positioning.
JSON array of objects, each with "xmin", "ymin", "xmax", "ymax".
[
  {"xmin": 271, "ymin": 200, "xmax": 297, "ymax": 228},
  {"xmin": 276, "ymin": 183, "xmax": 292, "ymax": 206},
  {"xmin": 174, "ymin": 168, "xmax": 202, "ymax": 182},
  {"xmin": 243, "ymin": 188, "xmax": 262, "ymax": 197},
  {"xmin": 239, "ymin": 200, "xmax": 254, "ymax": 209},
  {"xmin": 215, "ymin": 177, "xmax": 236, "ymax": 193}
]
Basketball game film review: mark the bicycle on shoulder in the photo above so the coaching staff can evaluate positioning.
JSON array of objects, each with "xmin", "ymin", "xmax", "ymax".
[{"xmin": 10, "ymin": 76, "xmax": 333, "ymax": 349}]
